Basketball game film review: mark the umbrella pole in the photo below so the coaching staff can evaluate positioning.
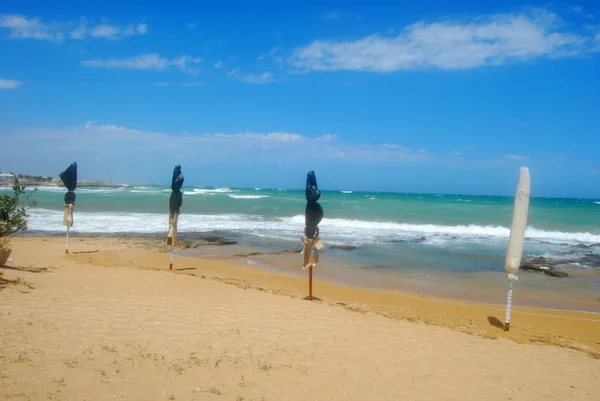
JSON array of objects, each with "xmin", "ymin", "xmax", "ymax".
[
  {"xmin": 504, "ymin": 278, "xmax": 514, "ymax": 331},
  {"xmin": 309, "ymin": 264, "xmax": 313, "ymax": 301},
  {"xmin": 169, "ymin": 245, "xmax": 173, "ymax": 270},
  {"xmin": 65, "ymin": 226, "xmax": 70, "ymax": 254}
]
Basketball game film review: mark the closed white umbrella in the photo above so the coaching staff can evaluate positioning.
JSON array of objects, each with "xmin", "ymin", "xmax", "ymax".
[{"xmin": 504, "ymin": 167, "xmax": 531, "ymax": 331}]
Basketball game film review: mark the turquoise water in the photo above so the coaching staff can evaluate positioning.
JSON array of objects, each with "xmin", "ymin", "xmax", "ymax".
[{"xmin": 11, "ymin": 185, "xmax": 600, "ymax": 308}]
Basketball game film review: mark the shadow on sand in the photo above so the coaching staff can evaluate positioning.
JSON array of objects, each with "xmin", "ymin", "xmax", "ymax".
[
  {"xmin": 487, "ymin": 316, "xmax": 505, "ymax": 330},
  {"xmin": 1, "ymin": 265, "xmax": 49, "ymax": 274}
]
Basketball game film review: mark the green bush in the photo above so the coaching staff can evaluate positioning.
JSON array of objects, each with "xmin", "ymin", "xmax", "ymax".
[{"xmin": 0, "ymin": 177, "xmax": 37, "ymax": 250}]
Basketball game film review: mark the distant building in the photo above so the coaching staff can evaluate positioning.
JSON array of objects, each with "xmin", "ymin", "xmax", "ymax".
[{"xmin": 0, "ymin": 173, "xmax": 15, "ymax": 182}]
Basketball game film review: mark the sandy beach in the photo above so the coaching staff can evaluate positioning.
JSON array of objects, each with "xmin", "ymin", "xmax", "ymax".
[{"xmin": 1, "ymin": 236, "xmax": 599, "ymax": 400}]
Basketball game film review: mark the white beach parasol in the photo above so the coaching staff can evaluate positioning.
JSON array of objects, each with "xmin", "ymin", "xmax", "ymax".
[{"xmin": 504, "ymin": 167, "xmax": 531, "ymax": 331}]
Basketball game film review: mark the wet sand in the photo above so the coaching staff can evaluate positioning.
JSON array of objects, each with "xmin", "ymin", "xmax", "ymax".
[
  {"xmin": 1, "ymin": 236, "xmax": 599, "ymax": 400},
  {"xmin": 181, "ymin": 244, "xmax": 600, "ymax": 313}
]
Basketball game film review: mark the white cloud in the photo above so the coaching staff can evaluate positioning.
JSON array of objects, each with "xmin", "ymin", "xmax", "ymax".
[
  {"xmin": 0, "ymin": 79, "xmax": 23, "ymax": 89},
  {"xmin": 70, "ymin": 18, "xmax": 87, "ymax": 39},
  {"xmin": 258, "ymin": 46, "xmax": 284, "ymax": 64},
  {"xmin": 0, "ymin": 14, "xmax": 147, "ymax": 42},
  {"xmin": 90, "ymin": 24, "xmax": 119, "ymax": 38},
  {"xmin": 82, "ymin": 53, "xmax": 201, "ymax": 74},
  {"xmin": 571, "ymin": 6, "xmax": 594, "ymax": 19},
  {"xmin": 212, "ymin": 132, "xmax": 303, "ymax": 142},
  {"xmin": 504, "ymin": 154, "xmax": 528, "ymax": 160},
  {"xmin": 382, "ymin": 144, "xmax": 410, "ymax": 152},
  {"xmin": 213, "ymin": 60, "xmax": 224, "ymax": 69},
  {"xmin": 290, "ymin": 9, "xmax": 600, "ymax": 72},
  {"xmin": 155, "ymin": 82, "xmax": 205, "ymax": 87},
  {"xmin": 452, "ymin": 150, "xmax": 463, "ymax": 156},
  {"xmin": 0, "ymin": 14, "xmax": 63, "ymax": 41},
  {"xmin": 90, "ymin": 23, "xmax": 147, "ymax": 40},
  {"xmin": 229, "ymin": 69, "xmax": 276, "ymax": 84},
  {"xmin": 187, "ymin": 23, "xmax": 197, "ymax": 30},
  {"xmin": 1, "ymin": 121, "xmax": 437, "ymax": 170},
  {"xmin": 417, "ymin": 148, "xmax": 428, "ymax": 154},
  {"xmin": 320, "ymin": 12, "xmax": 340, "ymax": 21},
  {"xmin": 319, "ymin": 133, "xmax": 337, "ymax": 141}
]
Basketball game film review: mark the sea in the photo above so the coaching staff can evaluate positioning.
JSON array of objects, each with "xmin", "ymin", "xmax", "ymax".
[{"xmin": 14, "ymin": 185, "xmax": 600, "ymax": 312}]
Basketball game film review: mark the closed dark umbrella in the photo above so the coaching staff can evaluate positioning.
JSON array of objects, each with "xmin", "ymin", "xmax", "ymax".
[
  {"xmin": 302, "ymin": 170, "xmax": 324, "ymax": 300},
  {"xmin": 59, "ymin": 162, "xmax": 77, "ymax": 253},
  {"xmin": 167, "ymin": 165, "xmax": 184, "ymax": 269}
]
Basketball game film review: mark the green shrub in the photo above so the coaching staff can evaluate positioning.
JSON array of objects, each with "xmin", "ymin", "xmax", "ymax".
[{"xmin": 0, "ymin": 177, "xmax": 37, "ymax": 250}]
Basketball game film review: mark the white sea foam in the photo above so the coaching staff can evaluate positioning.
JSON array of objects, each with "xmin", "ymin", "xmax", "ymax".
[
  {"xmin": 28, "ymin": 209, "xmax": 600, "ymax": 247},
  {"xmin": 594, "ymin": 201, "xmax": 600, "ymax": 205},
  {"xmin": 31, "ymin": 186, "xmax": 127, "ymax": 194},
  {"xmin": 228, "ymin": 195, "xmax": 268, "ymax": 199},
  {"xmin": 26, "ymin": 186, "xmax": 65, "ymax": 192},
  {"xmin": 183, "ymin": 187, "xmax": 234, "ymax": 195},
  {"xmin": 130, "ymin": 189, "xmax": 166, "ymax": 194},
  {"xmin": 341, "ymin": 190, "xmax": 353, "ymax": 194}
]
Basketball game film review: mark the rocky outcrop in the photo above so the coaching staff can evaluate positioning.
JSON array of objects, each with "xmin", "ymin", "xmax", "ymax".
[
  {"xmin": 231, "ymin": 251, "xmax": 263, "ymax": 257},
  {"xmin": 330, "ymin": 245, "xmax": 359, "ymax": 250},
  {"xmin": 519, "ymin": 257, "xmax": 569, "ymax": 278},
  {"xmin": 194, "ymin": 236, "xmax": 238, "ymax": 246},
  {"xmin": 389, "ymin": 237, "xmax": 426, "ymax": 244}
]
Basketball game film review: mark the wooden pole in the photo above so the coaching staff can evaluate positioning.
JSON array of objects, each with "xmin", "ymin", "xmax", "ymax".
[
  {"xmin": 65, "ymin": 225, "xmax": 70, "ymax": 254},
  {"xmin": 309, "ymin": 264, "xmax": 313, "ymax": 301},
  {"xmin": 169, "ymin": 245, "xmax": 173, "ymax": 270},
  {"xmin": 504, "ymin": 279, "xmax": 514, "ymax": 331}
]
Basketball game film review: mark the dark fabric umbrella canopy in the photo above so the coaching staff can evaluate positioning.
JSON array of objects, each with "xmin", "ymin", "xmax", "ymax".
[
  {"xmin": 170, "ymin": 165, "xmax": 184, "ymax": 215},
  {"xmin": 304, "ymin": 171, "xmax": 323, "ymax": 239},
  {"xmin": 59, "ymin": 162, "xmax": 77, "ymax": 205}
]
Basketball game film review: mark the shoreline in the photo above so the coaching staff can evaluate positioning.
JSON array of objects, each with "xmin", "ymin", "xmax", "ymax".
[
  {"xmin": 1, "ymin": 180, "xmax": 128, "ymax": 188},
  {"xmin": 3, "ymin": 235, "xmax": 599, "ymax": 358},
  {"xmin": 14, "ymin": 231, "xmax": 600, "ymax": 313}
]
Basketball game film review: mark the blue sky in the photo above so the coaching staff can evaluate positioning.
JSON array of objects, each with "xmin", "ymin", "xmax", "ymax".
[{"xmin": 1, "ymin": 0, "xmax": 599, "ymax": 197}]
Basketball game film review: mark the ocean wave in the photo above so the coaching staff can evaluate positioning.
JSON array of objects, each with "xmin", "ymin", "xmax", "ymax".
[
  {"xmin": 594, "ymin": 201, "xmax": 600, "ymax": 205},
  {"xmin": 27, "ymin": 209, "xmax": 600, "ymax": 246},
  {"xmin": 130, "ymin": 189, "xmax": 166, "ymax": 194},
  {"xmin": 183, "ymin": 187, "xmax": 234, "ymax": 195},
  {"xmin": 25, "ymin": 186, "xmax": 65, "ymax": 192},
  {"xmin": 31, "ymin": 186, "xmax": 127, "ymax": 194},
  {"xmin": 341, "ymin": 190, "xmax": 353, "ymax": 194},
  {"xmin": 228, "ymin": 195, "xmax": 268, "ymax": 199}
]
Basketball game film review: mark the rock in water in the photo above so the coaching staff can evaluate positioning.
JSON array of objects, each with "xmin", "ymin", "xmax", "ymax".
[
  {"xmin": 544, "ymin": 270, "xmax": 569, "ymax": 278},
  {"xmin": 330, "ymin": 245, "xmax": 359, "ymax": 250}
]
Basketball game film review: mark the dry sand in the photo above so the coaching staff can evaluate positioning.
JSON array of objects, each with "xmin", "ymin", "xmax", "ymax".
[{"xmin": 1, "ymin": 236, "xmax": 599, "ymax": 401}]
